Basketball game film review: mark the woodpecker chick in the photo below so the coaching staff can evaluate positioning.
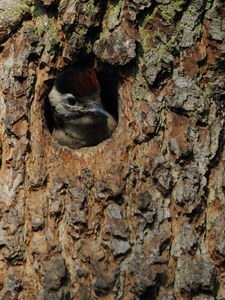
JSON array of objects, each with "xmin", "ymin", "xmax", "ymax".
[{"xmin": 48, "ymin": 68, "xmax": 117, "ymax": 149}]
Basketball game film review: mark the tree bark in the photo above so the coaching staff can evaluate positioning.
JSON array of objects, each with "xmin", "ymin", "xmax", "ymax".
[{"xmin": 0, "ymin": 0, "xmax": 224, "ymax": 299}]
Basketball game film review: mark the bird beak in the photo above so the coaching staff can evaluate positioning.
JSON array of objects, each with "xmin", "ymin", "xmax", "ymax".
[{"xmin": 88, "ymin": 102, "xmax": 110, "ymax": 118}]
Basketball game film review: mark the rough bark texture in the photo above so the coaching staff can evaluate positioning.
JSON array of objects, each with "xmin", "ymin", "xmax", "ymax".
[{"xmin": 0, "ymin": 0, "xmax": 224, "ymax": 299}]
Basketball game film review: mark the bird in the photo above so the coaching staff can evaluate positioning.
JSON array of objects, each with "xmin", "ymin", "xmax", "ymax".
[{"xmin": 48, "ymin": 68, "xmax": 117, "ymax": 149}]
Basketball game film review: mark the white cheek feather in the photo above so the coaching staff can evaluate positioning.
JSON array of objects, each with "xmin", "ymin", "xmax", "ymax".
[
  {"xmin": 49, "ymin": 86, "xmax": 74, "ymax": 106},
  {"xmin": 48, "ymin": 86, "xmax": 61, "ymax": 106},
  {"xmin": 48, "ymin": 86, "xmax": 77, "ymax": 115}
]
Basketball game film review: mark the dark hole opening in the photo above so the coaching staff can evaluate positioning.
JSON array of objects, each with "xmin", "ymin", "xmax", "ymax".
[
  {"xmin": 44, "ymin": 62, "xmax": 119, "ymax": 149},
  {"xmin": 97, "ymin": 69, "xmax": 119, "ymax": 123},
  {"xmin": 43, "ymin": 79, "xmax": 55, "ymax": 134}
]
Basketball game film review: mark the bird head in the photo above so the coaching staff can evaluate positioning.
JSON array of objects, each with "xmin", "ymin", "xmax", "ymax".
[{"xmin": 48, "ymin": 68, "xmax": 110, "ymax": 121}]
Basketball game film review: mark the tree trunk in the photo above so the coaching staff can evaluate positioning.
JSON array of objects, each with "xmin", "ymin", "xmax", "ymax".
[{"xmin": 0, "ymin": 0, "xmax": 224, "ymax": 299}]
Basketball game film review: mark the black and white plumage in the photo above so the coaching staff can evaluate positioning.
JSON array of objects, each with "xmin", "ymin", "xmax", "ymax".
[{"xmin": 48, "ymin": 68, "xmax": 117, "ymax": 149}]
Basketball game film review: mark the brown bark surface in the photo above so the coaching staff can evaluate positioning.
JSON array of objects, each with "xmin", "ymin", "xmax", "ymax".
[{"xmin": 0, "ymin": 0, "xmax": 224, "ymax": 299}]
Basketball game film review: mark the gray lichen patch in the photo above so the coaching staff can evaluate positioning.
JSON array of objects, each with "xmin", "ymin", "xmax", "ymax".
[
  {"xmin": 165, "ymin": 75, "xmax": 209, "ymax": 117},
  {"xmin": 0, "ymin": 0, "xmax": 32, "ymax": 41},
  {"xmin": 143, "ymin": 44, "xmax": 174, "ymax": 86},
  {"xmin": 175, "ymin": 0, "xmax": 208, "ymax": 48},
  {"xmin": 104, "ymin": 0, "xmax": 123, "ymax": 31},
  {"xmin": 94, "ymin": 29, "xmax": 136, "ymax": 65},
  {"xmin": 175, "ymin": 255, "xmax": 216, "ymax": 293}
]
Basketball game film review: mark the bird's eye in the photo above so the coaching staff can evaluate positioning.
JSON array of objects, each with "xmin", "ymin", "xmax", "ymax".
[{"xmin": 67, "ymin": 97, "xmax": 76, "ymax": 106}]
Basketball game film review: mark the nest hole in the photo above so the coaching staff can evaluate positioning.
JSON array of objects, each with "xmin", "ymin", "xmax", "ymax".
[{"xmin": 44, "ymin": 62, "xmax": 120, "ymax": 149}]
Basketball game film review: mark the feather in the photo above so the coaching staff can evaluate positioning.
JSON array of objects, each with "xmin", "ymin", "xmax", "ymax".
[{"xmin": 55, "ymin": 68, "xmax": 100, "ymax": 98}]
